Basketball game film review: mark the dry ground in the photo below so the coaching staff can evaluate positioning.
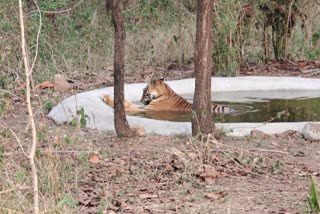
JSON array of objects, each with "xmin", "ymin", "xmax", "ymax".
[{"xmin": 1, "ymin": 61, "xmax": 320, "ymax": 213}]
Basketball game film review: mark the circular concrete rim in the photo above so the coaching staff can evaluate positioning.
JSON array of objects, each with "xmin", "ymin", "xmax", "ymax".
[{"xmin": 48, "ymin": 76, "xmax": 320, "ymax": 136}]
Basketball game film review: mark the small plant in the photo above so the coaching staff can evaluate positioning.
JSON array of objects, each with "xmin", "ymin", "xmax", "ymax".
[
  {"xmin": 307, "ymin": 176, "xmax": 320, "ymax": 213},
  {"xmin": 69, "ymin": 107, "xmax": 89, "ymax": 127},
  {"xmin": 57, "ymin": 195, "xmax": 77, "ymax": 208},
  {"xmin": 77, "ymin": 107, "xmax": 89, "ymax": 127},
  {"xmin": 0, "ymin": 76, "xmax": 7, "ymax": 89},
  {"xmin": 78, "ymin": 153, "xmax": 89, "ymax": 164},
  {"xmin": 0, "ymin": 128, "xmax": 10, "ymax": 139},
  {"xmin": 20, "ymin": 88, "xmax": 26, "ymax": 96},
  {"xmin": 64, "ymin": 135, "xmax": 71, "ymax": 145},
  {"xmin": 270, "ymin": 160, "xmax": 282, "ymax": 174},
  {"xmin": 35, "ymin": 148, "xmax": 41, "ymax": 158},
  {"xmin": 0, "ymin": 145, "xmax": 4, "ymax": 164},
  {"xmin": 0, "ymin": 101, "xmax": 5, "ymax": 116},
  {"xmin": 43, "ymin": 99, "xmax": 53, "ymax": 113},
  {"xmin": 15, "ymin": 171, "xmax": 27, "ymax": 182},
  {"xmin": 37, "ymin": 126, "xmax": 48, "ymax": 143}
]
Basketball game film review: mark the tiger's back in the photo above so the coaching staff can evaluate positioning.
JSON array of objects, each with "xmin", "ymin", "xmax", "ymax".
[{"xmin": 141, "ymin": 78, "xmax": 232, "ymax": 114}]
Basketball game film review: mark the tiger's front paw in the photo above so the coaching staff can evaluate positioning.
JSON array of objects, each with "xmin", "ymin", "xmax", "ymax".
[{"xmin": 102, "ymin": 94, "xmax": 114, "ymax": 107}]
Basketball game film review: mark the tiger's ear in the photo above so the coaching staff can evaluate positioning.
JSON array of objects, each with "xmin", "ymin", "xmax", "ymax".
[
  {"xmin": 159, "ymin": 76, "xmax": 164, "ymax": 81},
  {"xmin": 151, "ymin": 79, "xmax": 156, "ymax": 85}
]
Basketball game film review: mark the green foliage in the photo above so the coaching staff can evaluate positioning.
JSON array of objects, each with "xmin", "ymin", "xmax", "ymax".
[
  {"xmin": 306, "ymin": 49, "xmax": 320, "ymax": 61},
  {"xmin": 15, "ymin": 171, "xmax": 27, "ymax": 182},
  {"xmin": 37, "ymin": 126, "xmax": 49, "ymax": 143},
  {"xmin": 0, "ymin": 76, "xmax": 7, "ymax": 89},
  {"xmin": 0, "ymin": 128, "xmax": 10, "ymax": 139},
  {"xmin": 0, "ymin": 101, "xmax": 5, "ymax": 116},
  {"xmin": 35, "ymin": 148, "xmax": 41, "ymax": 158},
  {"xmin": 57, "ymin": 195, "xmax": 77, "ymax": 208},
  {"xmin": 270, "ymin": 160, "xmax": 281, "ymax": 174},
  {"xmin": 20, "ymin": 89, "xmax": 26, "ymax": 96},
  {"xmin": 64, "ymin": 135, "xmax": 71, "ymax": 145},
  {"xmin": 308, "ymin": 176, "xmax": 320, "ymax": 213},
  {"xmin": 123, "ymin": 0, "xmax": 177, "ymax": 32},
  {"xmin": 0, "ymin": 0, "xmax": 319, "ymax": 82},
  {"xmin": 0, "ymin": 145, "xmax": 4, "ymax": 164},
  {"xmin": 77, "ymin": 107, "xmax": 89, "ymax": 127},
  {"xmin": 38, "ymin": 0, "xmax": 67, "ymax": 11},
  {"xmin": 212, "ymin": 0, "xmax": 239, "ymax": 76},
  {"xmin": 70, "ymin": 107, "xmax": 89, "ymax": 127},
  {"xmin": 43, "ymin": 99, "xmax": 54, "ymax": 113}
]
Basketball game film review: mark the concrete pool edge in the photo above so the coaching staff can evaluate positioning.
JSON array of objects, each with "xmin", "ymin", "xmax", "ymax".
[{"xmin": 48, "ymin": 76, "xmax": 320, "ymax": 137}]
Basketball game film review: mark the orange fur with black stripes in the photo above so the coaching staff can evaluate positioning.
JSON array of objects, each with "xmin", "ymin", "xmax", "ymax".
[
  {"xmin": 103, "ymin": 78, "xmax": 232, "ymax": 114},
  {"xmin": 140, "ymin": 78, "xmax": 231, "ymax": 113}
]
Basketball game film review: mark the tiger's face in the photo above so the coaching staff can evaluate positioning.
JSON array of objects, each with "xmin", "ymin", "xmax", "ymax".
[
  {"xmin": 141, "ymin": 86, "xmax": 152, "ymax": 105},
  {"xmin": 140, "ymin": 78, "xmax": 165, "ymax": 105}
]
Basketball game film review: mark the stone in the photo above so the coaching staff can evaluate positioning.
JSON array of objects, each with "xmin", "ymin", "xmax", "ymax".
[
  {"xmin": 302, "ymin": 123, "xmax": 320, "ymax": 141},
  {"xmin": 131, "ymin": 125, "xmax": 145, "ymax": 136},
  {"xmin": 250, "ymin": 129, "xmax": 267, "ymax": 138},
  {"xmin": 54, "ymin": 74, "xmax": 71, "ymax": 92}
]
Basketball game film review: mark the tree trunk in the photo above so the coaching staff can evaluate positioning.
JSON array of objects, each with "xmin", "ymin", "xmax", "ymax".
[
  {"xmin": 109, "ymin": 0, "xmax": 134, "ymax": 137},
  {"xmin": 192, "ymin": 0, "xmax": 215, "ymax": 136}
]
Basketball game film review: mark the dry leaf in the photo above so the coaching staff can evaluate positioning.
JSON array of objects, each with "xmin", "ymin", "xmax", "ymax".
[
  {"xmin": 37, "ymin": 81, "xmax": 54, "ymax": 89},
  {"xmin": 139, "ymin": 193, "xmax": 158, "ymax": 199},
  {"xmin": 187, "ymin": 152, "xmax": 198, "ymax": 160},
  {"xmin": 204, "ymin": 192, "xmax": 227, "ymax": 201},
  {"xmin": 298, "ymin": 61, "xmax": 307, "ymax": 67},
  {"xmin": 17, "ymin": 82, "xmax": 26, "ymax": 90},
  {"xmin": 204, "ymin": 192, "xmax": 220, "ymax": 200},
  {"xmin": 199, "ymin": 164, "xmax": 219, "ymax": 184},
  {"xmin": 89, "ymin": 154, "xmax": 101, "ymax": 163}
]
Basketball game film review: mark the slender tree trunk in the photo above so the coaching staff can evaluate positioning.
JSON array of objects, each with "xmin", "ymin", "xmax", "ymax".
[
  {"xmin": 18, "ymin": 0, "xmax": 39, "ymax": 213},
  {"xmin": 263, "ymin": 20, "xmax": 270, "ymax": 63},
  {"xmin": 192, "ymin": 0, "xmax": 215, "ymax": 136},
  {"xmin": 108, "ymin": 0, "xmax": 134, "ymax": 137}
]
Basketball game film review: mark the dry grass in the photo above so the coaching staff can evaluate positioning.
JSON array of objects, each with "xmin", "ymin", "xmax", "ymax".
[{"xmin": 0, "ymin": 118, "xmax": 317, "ymax": 213}]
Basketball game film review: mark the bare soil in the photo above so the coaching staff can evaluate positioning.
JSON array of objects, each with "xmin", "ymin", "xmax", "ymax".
[{"xmin": 1, "ymin": 61, "xmax": 320, "ymax": 213}]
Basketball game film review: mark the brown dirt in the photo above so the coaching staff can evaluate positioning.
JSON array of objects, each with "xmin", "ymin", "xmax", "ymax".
[{"xmin": 1, "ymin": 61, "xmax": 320, "ymax": 213}]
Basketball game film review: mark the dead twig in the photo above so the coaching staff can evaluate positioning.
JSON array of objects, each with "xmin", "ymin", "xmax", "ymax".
[
  {"xmin": 248, "ymin": 148, "xmax": 289, "ymax": 155},
  {"xmin": 18, "ymin": 0, "xmax": 40, "ymax": 213},
  {"xmin": 0, "ymin": 89, "xmax": 21, "ymax": 98},
  {"xmin": 0, "ymin": 185, "xmax": 30, "ymax": 195},
  {"xmin": 0, "ymin": 124, "xmax": 28, "ymax": 157},
  {"xmin": 26, "ymin": 0, "xmax": 84, "ymax": 15},
  {"xmin": 207, "ymin": 134, "xmax": 281, "ymax": 182}
]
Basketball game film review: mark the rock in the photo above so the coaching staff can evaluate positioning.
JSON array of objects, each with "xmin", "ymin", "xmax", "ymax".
[
  {"xmin": 302, "ymin": 123, "xmax": 320, "ymax": 141},
  {"xmin": 250, "ymin": 130, "xmax": 267, "ymax": 138},
  {"xmin": 131, "ymin": 125, "xmax": 145, "ymax": 136},
  {"xmin": 54, "ymin": 74, "xmax": 71, "ymax": 92}
]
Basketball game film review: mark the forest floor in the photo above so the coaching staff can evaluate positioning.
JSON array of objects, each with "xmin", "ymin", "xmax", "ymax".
[{"xmin": 1, "ymin": 60, "xmax": 320, "ymax": 213}]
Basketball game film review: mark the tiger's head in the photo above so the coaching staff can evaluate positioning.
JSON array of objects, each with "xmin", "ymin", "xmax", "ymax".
[{"xmin": 140, "ymin": 77, "xmax": 166, "ymax": 105}]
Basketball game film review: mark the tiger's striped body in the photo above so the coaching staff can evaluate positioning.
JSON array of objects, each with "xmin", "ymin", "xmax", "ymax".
[
  {"xmin": 103, "ymin": 78, "xmax": 232, "ymax": 114},
  {"xmin": 141, "ymin": 79, "xmax": 232, "ymax": 113}
]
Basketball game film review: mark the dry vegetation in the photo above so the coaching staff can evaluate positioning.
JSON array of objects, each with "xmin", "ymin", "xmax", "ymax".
[{"xmin": 1, "ymin": 115, "xmax": 320, "ymax": 213}]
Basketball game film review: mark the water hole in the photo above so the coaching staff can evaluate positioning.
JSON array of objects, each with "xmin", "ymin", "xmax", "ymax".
[{"xmin": 132, "ymin": 92, "xmax": 320, "ymax": 123}]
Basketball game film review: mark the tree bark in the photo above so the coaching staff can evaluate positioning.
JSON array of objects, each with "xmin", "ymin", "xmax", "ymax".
[
  {"xmin": 192, "ymin": 0, "xmax": 215, "ymax": 136},
  {"xmin": 108, "ymin": 0, "xmax": 134, "ymax": 137}
]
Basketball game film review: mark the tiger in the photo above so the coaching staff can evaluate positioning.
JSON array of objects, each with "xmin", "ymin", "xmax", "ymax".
[
  {"xmin": 103, "ymin": 78, "xmax": 232, "ymax": 114},
  {"xmin": 140, "ymin": 78, "xmax": 232, "ymax": 113}
]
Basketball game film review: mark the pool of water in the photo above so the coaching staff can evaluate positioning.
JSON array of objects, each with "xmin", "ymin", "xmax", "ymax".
[{"xmin": 132, "ymin": 94, "xmax": 320, "ymax": 123}]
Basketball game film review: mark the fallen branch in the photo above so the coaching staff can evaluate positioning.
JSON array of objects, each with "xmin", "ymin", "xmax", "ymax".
[{"xmin": 248, "ymin": 148, "xmax": 289, "ymax": 155}]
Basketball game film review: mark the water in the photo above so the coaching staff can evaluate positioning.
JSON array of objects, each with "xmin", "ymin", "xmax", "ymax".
[{"xmin": 132, "ymin": 92, "xmax": 320, "ymax": 123}]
